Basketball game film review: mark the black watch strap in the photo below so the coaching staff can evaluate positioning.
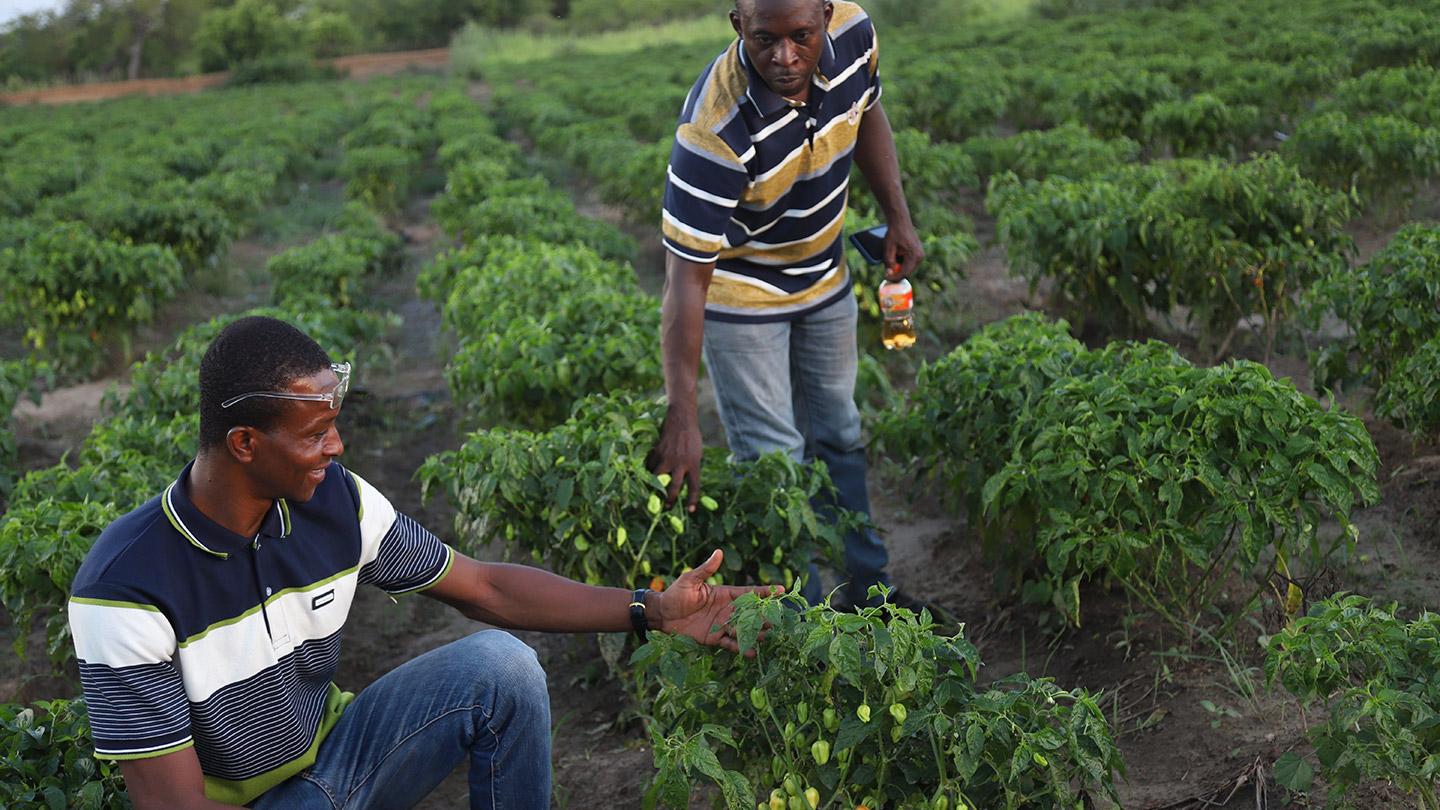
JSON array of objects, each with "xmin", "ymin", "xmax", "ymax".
[{"xmin": 630, "ymin": 588, "xmax": 653, "ymax": 643}]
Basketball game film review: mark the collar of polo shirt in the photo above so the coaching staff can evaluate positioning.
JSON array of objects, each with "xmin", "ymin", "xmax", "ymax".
[
  {"xmin": 737, "ymin": 29, "xmax": 839, "ymax": 118},
  {"xmin": 161, "ymin": 460, "xmax": 294, "ymax": 559}
]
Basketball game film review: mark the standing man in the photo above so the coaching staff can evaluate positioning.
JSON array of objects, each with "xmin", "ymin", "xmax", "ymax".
[
  {"xmin": 69, "ymin": 316, "xmax": 777, "ymax": 809},
  {"xmin": 648, "ymin": 0, "xmax": 927, "ymax": 610}
]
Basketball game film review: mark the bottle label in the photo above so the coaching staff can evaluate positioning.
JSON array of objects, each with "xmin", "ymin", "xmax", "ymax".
[{"xmin": 880, "ymin": 289, "xmax": 913, "ymax": 313}]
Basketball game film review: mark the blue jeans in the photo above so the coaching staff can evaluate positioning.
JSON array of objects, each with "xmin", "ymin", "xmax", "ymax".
[
  {"xmin": 702, "ymin": 291, "xmax": 890, "ymax": 605},
  {"xmin": 251, "ymin": 630, "xmax": 552, "ymax": 810}
]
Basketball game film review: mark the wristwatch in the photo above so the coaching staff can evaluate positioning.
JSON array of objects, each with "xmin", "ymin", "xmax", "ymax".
[{"xmin": 630, "ymin": 588, "xmax": 655, "ymax": 643}]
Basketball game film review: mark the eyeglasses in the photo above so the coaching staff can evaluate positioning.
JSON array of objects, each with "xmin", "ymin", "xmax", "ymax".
[{"xmin": 220, "ymin": 362, "xmax": 352, "ymax": 410}]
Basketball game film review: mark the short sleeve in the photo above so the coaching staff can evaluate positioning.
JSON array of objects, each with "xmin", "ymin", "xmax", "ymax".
[
  {"xmin": 662, "ymin": 123, "xmax": 749, "ymax": 264},
  {"xmin": 866, "ymin": 21, "xmax": 883, "ymax": 110},
  {"xmin": 349, "ymin": 468, "xmax": 453, "ymax": 594},
  {"xmin": 70, "ymin": 597, "xmax": 193, "ymax": 760}
]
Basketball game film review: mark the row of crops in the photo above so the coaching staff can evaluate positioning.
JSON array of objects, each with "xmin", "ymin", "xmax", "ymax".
[
  {"xmin": 452, "ymin": 0, "xmax": 1440, "ymax": 804},
  {"xmin": 481, "ymin": 0, "xmax": 1440, "ymax": 405},
  {"xmin": 0, "ymin": 75, "xmax": 457, "ymax": 805}
]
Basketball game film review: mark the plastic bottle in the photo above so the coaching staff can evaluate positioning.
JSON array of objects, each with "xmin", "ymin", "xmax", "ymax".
[{"xmin": 878, "ymin": 274, "xmax": 916, "ymax": 350}]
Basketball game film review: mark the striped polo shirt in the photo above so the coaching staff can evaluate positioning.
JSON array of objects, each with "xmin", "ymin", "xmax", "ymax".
[
  {"xmin": 662, "ymin": 1, "xmax": 882, "ymax": 323},
  {"xmin": 68, "ymin": 461, "xmax": 453, "ymax": 805}
]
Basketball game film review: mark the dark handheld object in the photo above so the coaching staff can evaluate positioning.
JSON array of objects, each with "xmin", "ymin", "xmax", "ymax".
[{"xmin": 848, "ymin": 224, "xmax": 888, "ymax": 265}]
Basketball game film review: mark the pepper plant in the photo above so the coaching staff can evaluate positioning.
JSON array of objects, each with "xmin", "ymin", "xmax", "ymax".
[
  {"xmin": 879, "ymin": 314, "xmax": 1379, "ymax": 632},
  {"xmin": 419, "ymin": 394, "xmax": 852, "ymax": 591},
  {"xmin": 1266, "ymin": 594, "xmax": 1440, "ymax": 809},
  {"xmin": 440, "ymin": 243, "xmax": 661, "ymax": 428},
  {"xmin": 639, "ymin": 592, "xmax": 1123, "ymax": 810},
  {"xmin": 0, "ymin": 221, "xmax": 184, "ymax": 374},
  {"xmin": 0, "ymin": 698, "xmax": 131, "ymax": 809},
  {"xmin": 1308, "ymin": 223, "xmax": 1440, "ymax": 436},
  {"xmin": 990, "ymin": 156, "xmax": 1354, "ymax": 349}
]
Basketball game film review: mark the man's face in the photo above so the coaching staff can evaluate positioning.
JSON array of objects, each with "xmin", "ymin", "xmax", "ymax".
[
  {"xmin": 246, "ymin": 368, "xmax": 345, "ymax": 503},
  {"xmin": 731, "ymin": 0, "xmax": 833, "ymax": 102}
]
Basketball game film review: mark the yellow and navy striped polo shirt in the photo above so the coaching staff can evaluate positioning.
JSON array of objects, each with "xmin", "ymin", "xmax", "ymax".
[
  {"xmin": 68, "ymin": 461, "xmax": 453, "ymax": 805},
  {"xmin": 662, "ymin": 0, "xmax": 883, "ymax": 323}
]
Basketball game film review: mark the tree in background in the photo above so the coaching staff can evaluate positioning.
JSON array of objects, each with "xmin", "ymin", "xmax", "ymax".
[
  {"xmin": 193, "ymin": 0, "xmax": 301, "ymax": 71},
  {"xmin": 304, "ymin": 10, "xmax": 363, "ymax": 58}
]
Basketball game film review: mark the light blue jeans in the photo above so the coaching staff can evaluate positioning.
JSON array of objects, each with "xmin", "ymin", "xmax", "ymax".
[
  {"xmin": 251, "ymin": 630, "xmax": 551, "ymax": 810},
  {"xmin": 702, "ymin": 291, "xmax": 890, "ymax": 605}
]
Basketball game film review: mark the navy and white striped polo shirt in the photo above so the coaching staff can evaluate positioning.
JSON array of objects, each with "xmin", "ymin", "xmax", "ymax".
[
  {"xmin": 68, "ymin": 461, "xmax": 453, "ymax": 805},
  {"xmin": 662, "ymin": 0, "xmax": 883, "ymax": 323}
]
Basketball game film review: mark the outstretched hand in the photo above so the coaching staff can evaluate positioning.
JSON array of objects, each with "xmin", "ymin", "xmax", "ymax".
[{"xmin": 654, "ymin": 549, "xmax": 783, "ymax": 653}]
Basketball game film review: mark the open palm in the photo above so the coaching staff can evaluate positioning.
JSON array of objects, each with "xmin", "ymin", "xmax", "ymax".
[{"xmin": 657, "ymin": 549, "xmax": 782, "ymax": 653}]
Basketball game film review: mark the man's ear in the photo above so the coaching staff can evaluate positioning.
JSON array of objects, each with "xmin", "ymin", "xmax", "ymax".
[
  {"xmin": 225, "ymin": 426, "xmax": 261, "ymax": 464},
  {"xmin": 822, "ymin": 1, "xmax": 833, "ymax": 27},
  {"xmin": 730, "ymin": 8, "xmax": 743, "ymax": 39}
]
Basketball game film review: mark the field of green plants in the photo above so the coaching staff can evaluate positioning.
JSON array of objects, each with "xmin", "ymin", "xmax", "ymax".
[{"xmin": 4, "ymin": 0, "xmax": 1440, "ymax": 806}]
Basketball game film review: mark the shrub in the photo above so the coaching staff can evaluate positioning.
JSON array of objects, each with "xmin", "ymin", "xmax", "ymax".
[
  {"xmin": 0, "ymin": 698, "xmax": 129, "ymax": 809},
  {"xmin": 990, "ymin": 156, "xmax": 1354, "ymax": 346},
  {"xmin": 642, "ymin": 593, "xmax": 1124, "ymax": 809},
  {"xmin": 0, "ymin": 221, "xmax": 184, "ymax": 373},
  {"xmin": 963, "ymin": 123, "xmax": 1141, "ymax": 184},
  {"xmin": 0, "ymin": 360, "xmax": 45, "ymax": 504},
  {"xmin": 1267, "ymin": 594, "xmax": 1440, "ymax": 808},
  {"xmin": 1284, "ymin": 112, "xmax": 1440, "ymax": 206},
  {"xmin": 1041, "ymin": 70, "xmax": 1180, "ymax": 140},
  {"xmin": 437, "ymin": 177, "xmax": 636, "ymax": 262},
  {"xmin": 1378, "ymin": 337, "xmax": 1440, "ymax": 436},
  {"xmin": 341, "ymin": 145, "xmax": 420, "ymax": 214},
  {"xmin": 268, "ymin": 235, "xmax": 372, "ymax": 309},
  {"xmin": 40, "ymin": 186, "xmax": 235, "ymax": 272},
  {"xmin": 194, "ymin": 0, "xmax": 302, "ymax": 71},
  {"xmin": 878, "ymin": 314, "xmax": 1380, "ymax": 631},
  {"xmin": 440, "ymin": 244, "xmax": 660, "ymax": 427},
  {"xmin": 1309, "ymin": 223, "xmax": 1440, "ymax": 436},
  {"xmin": 304, "ymin": 11, "xmax": 364, "ymax": 58},
  {"xmin": 419, "ymin": 394, "xmax": 850, "ymax": 591},
  {"xmin": 1141, "ymin": 93, "xmax": 1262, "ymax": 157}
]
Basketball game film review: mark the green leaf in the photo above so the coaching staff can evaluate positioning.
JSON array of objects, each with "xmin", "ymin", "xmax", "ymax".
[{"xmin": 1273, "ymin": 751, "xmax": 1313, "ymax": 792}]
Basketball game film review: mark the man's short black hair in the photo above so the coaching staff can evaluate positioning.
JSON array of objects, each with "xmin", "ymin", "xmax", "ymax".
[
  {"xmin": 198, "ymin": 316, "xmax": 333, "ymax": 450},
  {"xmin": 734, "ymin": 0, "xmax": 827, "ymax": 14}
]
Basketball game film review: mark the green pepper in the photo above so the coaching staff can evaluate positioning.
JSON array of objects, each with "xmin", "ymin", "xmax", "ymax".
[
  {"xmin": 811, "ymin": 739, "xmax": 830, "ymax": 765},
  {"xmin": 804, "ymin": 787, "xmax": 820, "ymax": 810},
  {"xmin": 668, "ymin": 515, "xmax": 685, "ymax": 533},
  {"xmin": 750, "ymin": 688, "xmax": 768, "ymax": 710},
  {"xmin": 784, "ymin": 721, "xmax": 797, "ymax": 742},
  {"xmin": 933, "ymin": 796, "xmax": 949, "ymax": 810},
  {"xmin": 788, "ymin": 797, "xmax": 805, "ymax": 810},
  {"xmin": 700, "ymin": 495, "xmax": 719, "ymax": 511},
  {"xmin": 889, "ymin": 702, "xmax": 908, "ymax": 725},
  {"xmin": 796, "ymin": 703, "xmax": 809, "ymax": 724},
  {"xmin": 856, "ymin": 704, "xmax": 872, "ymax": 723},
  {"xmin": 646, "ymin": 494, "xmax": 662, "ymax": 515},
  {"xmin": 890, "ymin": 724, "xmax": 903, "ymax": 743},
  {"xmin": 768, "ymin": 789, "xmax": 785, "ymax": 810},
  {"xmin": 822, "ymin": 707, "xmax": 839, "ymax": 731},
  {"xmin": 784, "ymin": 774, "xmax": 802, "ymax": 796}
]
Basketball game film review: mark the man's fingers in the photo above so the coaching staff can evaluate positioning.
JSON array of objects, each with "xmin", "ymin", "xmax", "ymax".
[
  {"xmin": 684, "ymin": 468, "xmax": 701, "ymax": 513},
  {"xmin": 692, "ymin": 548, "xmax": 723, "ymax": 579},
  {"xmin": 665, "ymin": 470, "xmax": 685, "ymax": 506}
]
